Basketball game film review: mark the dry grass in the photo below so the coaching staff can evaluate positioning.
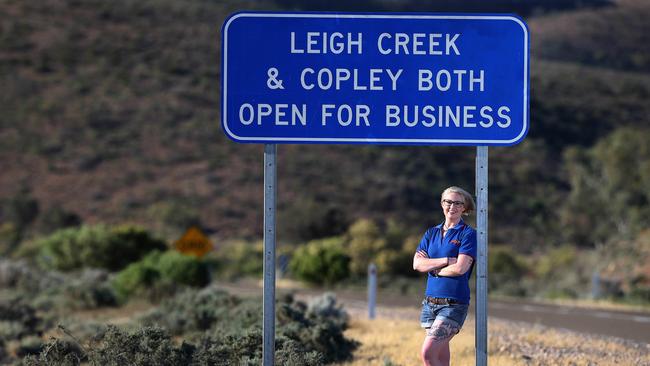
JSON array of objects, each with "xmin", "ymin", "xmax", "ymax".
[
  {"xmin": 337, "ymin": 317, "xmax": 510, "ymax": 366},
  {"xmin": 336, "ymin": 309, "xmax": 650, "ymax": 366}
]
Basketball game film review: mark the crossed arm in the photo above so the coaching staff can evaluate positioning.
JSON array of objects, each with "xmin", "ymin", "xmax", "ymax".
[{"xmin": 413, "ymin": 250, "xmax": 474, "ymax": 277}]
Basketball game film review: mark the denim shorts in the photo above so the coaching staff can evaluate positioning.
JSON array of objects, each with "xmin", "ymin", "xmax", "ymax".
[{"xmin": 419, "ymin": 300, "xmax": 469, "ymax": 329}]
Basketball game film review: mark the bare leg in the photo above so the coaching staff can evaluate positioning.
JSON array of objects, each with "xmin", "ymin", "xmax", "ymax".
[
  {"xmin": 439, "ymin": 342, "xmax": 451, "ymax": 366},
  {"xmin": 420, "ymin": 319, "xmax": 459, "ymax": 366}
]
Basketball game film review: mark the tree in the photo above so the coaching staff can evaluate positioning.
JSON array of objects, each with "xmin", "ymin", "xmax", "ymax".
[{"xmin": 562, "ymin": 127, "xmax": 650, "ymax": 246}]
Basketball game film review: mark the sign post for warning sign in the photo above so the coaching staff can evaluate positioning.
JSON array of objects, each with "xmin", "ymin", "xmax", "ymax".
[{"xmin": 221, "ymin": 12, "xmax": 529, "ymax": 366}]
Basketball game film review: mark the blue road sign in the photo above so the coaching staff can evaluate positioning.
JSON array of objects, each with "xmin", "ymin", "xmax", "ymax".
[{"xmin": 221, "ymin": 12, "xmax": 529, "ymax": 146}]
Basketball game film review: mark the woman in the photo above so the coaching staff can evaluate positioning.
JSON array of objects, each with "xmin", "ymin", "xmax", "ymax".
[{"xmin": 413, "ymin": 186, "xmax": 477, "ymax": 366}]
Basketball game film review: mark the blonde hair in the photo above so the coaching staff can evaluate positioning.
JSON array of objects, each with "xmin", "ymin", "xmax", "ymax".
[{"xmin": 441, "ymin": 186, "xmax": 476, "ymax": 216}]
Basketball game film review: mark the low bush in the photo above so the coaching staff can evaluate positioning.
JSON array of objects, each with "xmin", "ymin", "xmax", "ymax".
[
  {"xmin": 0, "ymin": 222, "xmax": 21, "ymax": 256},
  {"xmin": 25, "ymin": 325, "xmax": 326, "ymax": 366},
  {"xmin": 207, "ymin": 240, "xmax": 263, "ymax": 279},
  {"xmin": 289, "ymin": 237, "xmax": 350, "ymax": 285},
  {"xmin": 36, "ymin": 224, "xmax": 167, "ymax": 271},
  {"xmin": 0, "ymin": 338, "xmax": 7, "ymax": 365},
  {"xmin": 488, "ymin": 247, "xmax": 529, "ymax": 296},
  {"xmin": 0, "ymin": 259, "xmax": 65, "ymax": 293},
  {"xmin": 87, "ymin": 326, "xmax": 193, "ymax": 366},
  {"xmin": 0, "ymin": 297, "xmax": 45, "ymax": 340},
  {"xmin": 139, "ymin": 286, "xmax": 241, "ymax": 335},
  {"xmin": 143, "ymin": 287, "xmax": 357, "ymax": 362},
  {"xmin": 347, "ymin": 219, "xmax": 388, "ymax": 277},
  {"xmin": 306, "ymin": 292, "xmax": 349, "ymax": 330},
  {"xmin": 111, "ymin": 250, "xmax": 210, "ymax": 303},
  {"xmin": 111, "ymin": 261, "xmax": 161, "ymax": 303},
  {"xmin": 375, "ymin": 236, "xmax": 418, "ymax": 277},
  {"xmin": 155, "ymin": 250, "xmax": 211, "ymax": 287},
  {"xmin": 60, "ymin": 269, "xmax": 117, "ymax": 309},
  {"xmin": 345, "ymin": 218, "xmax": 417, "ymax": 278},
  {"xmin": 535, "ymin": 246, "xmax": 577, "ymax": 280},
  {"xmin": 23, "ymin": 326, "xmax": 188, "ymax": 366},
  {"xmin": 628, "ymin": 285, "xmax": 650, "ymax": 303},
  {"xmin": 274, "ymin": 294, "xmax": 357, "ymax": 364},
  {"xmin": 15, "ymin": 336, "xmax": 44, "ymax": 358},
  {"xmin": 23, "ymin": 338, "xmax": 85, "ymax": 366},
  {"xmin": 25, "ymin": 289, "xmax": 356, "ymax": 365},
  {"xmin": 0, "ymin": 260, "xmax": 117, "ymax": 311}
]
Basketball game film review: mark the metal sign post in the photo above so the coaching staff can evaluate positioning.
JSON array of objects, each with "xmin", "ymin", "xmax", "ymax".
[
  {"xmin": 368, "ymin": 263, "xmax": 377, "ymax": 319},
  {"xmin": 263, "ymin": 144, "xmax": 277, "ymax": 366},
  {"xmin": 476, "ymin": 146, "xmax": 488, "ymax": 366}
]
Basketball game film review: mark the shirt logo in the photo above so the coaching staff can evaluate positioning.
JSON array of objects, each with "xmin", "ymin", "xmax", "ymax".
[{"xmin": 450, "ymin": 239, "xmax": 461, "ymax": 246}]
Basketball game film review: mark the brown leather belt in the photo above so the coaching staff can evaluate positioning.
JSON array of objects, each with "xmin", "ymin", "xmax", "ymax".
[{"xmin": 425, "ymin": 297, "xmax": 458, "ymax": 305}]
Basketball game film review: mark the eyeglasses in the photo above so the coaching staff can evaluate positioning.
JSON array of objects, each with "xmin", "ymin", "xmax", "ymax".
[{"xmin": 441, "ymin": 199, "xmax": 465, "ymax": 207}]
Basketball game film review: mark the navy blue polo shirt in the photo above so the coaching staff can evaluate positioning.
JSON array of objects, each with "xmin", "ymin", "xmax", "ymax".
[{"xmin": 417, "ymin": 219, "xmax": 477, "ymax": 304}]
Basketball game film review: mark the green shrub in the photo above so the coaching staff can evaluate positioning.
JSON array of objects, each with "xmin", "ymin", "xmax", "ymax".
[
  {"xmin": 111, "ymin": 250, "xmax": 210, "ymax": 303},
  {"xmin": 488, "ymin": 247, "xmax": 529, "ymax": 296},
  {"xmin": 155, "ymin": 250, "xmax": 210, "ymax": 287},
  {"xmin": 36, "ymin": 225, "xmax": 167, "ymax": 271},
  {"xmin": 347, "ymin": 219, "xmax": 388, "ymax": 276},
  {"xmin": 375, "ymin": 247, "xmax": 415, "ymax": 277},
  {"xmin": 112, "ymin": 262, "xmax": 160, "ymax": 302},
  {"xmin": 489, "ymin": 247, "xmax": 526, "ymax": 279},
  {"xmin": 0, "ymin": 222, "xmax": 21, "ymax": 256},
  {"xmin": 628, "ymin": 285, "xmax": 650, "ymax": 303},
  {"xmin": 289, "ymin": 237, "xmax": 350, "ymax": 285},
  {"xmin": 536, "ymin": 246, "xmax": 577, "ymax": 279},
  {"xmin": 208, "ymin": 240, "xmax": 263, "ymax": 279}
]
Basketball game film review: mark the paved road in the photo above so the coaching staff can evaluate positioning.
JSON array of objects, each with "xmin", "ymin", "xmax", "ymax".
[
  {"xmin": 217, "ymin": 282, "xmax": 650, "ymax": 344},
  {"xmin": 488, "ymin": 299, "xmax": 650, "ymax": 344}
]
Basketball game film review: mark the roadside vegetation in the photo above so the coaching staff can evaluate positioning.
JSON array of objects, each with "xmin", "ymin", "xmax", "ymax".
[
  {"xmin": 0, "ymin": 225, "xmax": 357, "ymax": 365},
  {"xmin": 1, "ymin": 0, "xmax": 649, "ymax": 305}
]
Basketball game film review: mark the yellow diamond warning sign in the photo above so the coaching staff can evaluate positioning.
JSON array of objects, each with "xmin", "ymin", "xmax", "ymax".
[{"xmin": 174, "ymin": 226, "xmax": 213, "ymax": 258}]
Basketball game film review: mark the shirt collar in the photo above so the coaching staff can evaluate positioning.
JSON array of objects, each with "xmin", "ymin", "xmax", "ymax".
[{"xmin": 435, "ymin": 219, "xmax": 465, "ymax": 230}]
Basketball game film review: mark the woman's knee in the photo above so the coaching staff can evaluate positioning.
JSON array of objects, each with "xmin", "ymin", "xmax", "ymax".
[
  {"xmin": 421, "ymin": 337, "xmax": 447, "ymax": 366},
  {"xmin": 420, "ymin": 343, "xmax": 436, "ymax": 366}
]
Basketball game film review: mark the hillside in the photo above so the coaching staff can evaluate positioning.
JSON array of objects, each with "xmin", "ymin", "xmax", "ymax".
[
  {"xmin": 1, "ymin": 0, "xmax": 649, "ymax": 249},
  {"xmin": 531, "ymin": 0, "xmax": 650, "ymax": 72}
]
